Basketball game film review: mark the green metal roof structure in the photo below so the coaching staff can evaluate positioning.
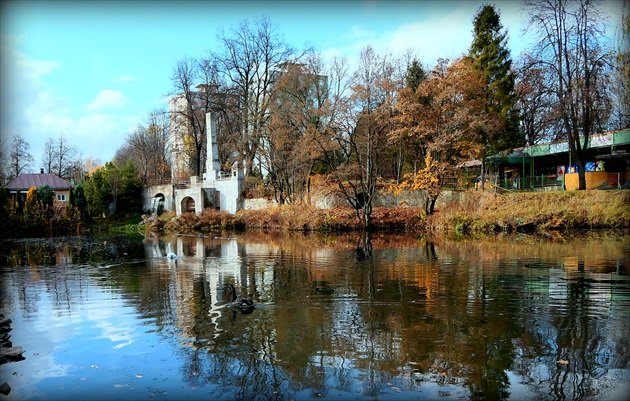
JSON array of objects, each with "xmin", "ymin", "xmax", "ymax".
[{"xmin": 488, "ymin": 128, "xmax": 629, "ymax": 164}]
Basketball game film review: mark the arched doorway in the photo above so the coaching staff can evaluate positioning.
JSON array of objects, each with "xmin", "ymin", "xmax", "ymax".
[
  {"xmin": 152, "ymin": 193, "xmax": 165, "ymax": 215},
  {"xmin": 182, "ymin": 196, "xmax": 195, "ymax": 214}
]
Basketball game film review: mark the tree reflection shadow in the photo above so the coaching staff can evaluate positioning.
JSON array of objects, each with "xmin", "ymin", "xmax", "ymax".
[{"xmin": 1, "ymin": 232, "xmax": 628, "ymax": 400}]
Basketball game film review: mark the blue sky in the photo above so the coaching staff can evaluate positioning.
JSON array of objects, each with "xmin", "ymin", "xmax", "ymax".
[{"xmin": 0, "ymin": 0, "xmax": 624, "ymax": 169}]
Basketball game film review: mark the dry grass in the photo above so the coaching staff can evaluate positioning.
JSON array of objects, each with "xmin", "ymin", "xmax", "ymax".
[
  {"xmin": 235, "ymin": 204, "xmax": 427, "ymax": 232},
  {"xmin": 431, "ymin": 189, "xmax": 630, "ymax": 234},
  {"xmin": 157, "ymin": 189, "xmax": 629, "ymax": 235}
]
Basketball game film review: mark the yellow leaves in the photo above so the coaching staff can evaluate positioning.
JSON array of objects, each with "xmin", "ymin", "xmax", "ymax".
[
  {"xmin": 25, "ymin": 187, "xmax": 38, "ymax": 205},
  {"xmin": 389, "ymin": 155, "xmax": 445, "ymax": 196}
]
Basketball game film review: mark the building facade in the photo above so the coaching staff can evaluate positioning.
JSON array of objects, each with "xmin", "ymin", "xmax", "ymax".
[{"xmin": 143, "ymin": 99, "xmax": 244, "ymax": 216}]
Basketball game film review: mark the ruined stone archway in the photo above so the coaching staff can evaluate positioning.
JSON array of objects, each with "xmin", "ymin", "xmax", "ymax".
[
  {"xmin": 152, "ymin": 193, "xmax": 165, "ymax": 215},
  {"xmin": 181, "ymin": 196, "xmax": 196, "ymax": 214},
  {"xmin": 142, "ymin": 184, "xmax": 174, "ymax": 214}
]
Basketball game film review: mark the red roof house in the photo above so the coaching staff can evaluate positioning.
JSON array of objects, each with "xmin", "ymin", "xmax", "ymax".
[{"xmin": 7, "ymin": 172, "xmax": 72, "ymax": 203}]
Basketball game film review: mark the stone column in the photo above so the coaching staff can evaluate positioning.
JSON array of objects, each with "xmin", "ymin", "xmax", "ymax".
[{"xmin": 205, "ymin": 112, "xmax": 220, "ymax": 180}]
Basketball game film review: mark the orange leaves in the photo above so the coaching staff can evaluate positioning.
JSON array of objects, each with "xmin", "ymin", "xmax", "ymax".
[{"xmin": 391, "ymin": 57, "xmax": 490, "ymax": 207}]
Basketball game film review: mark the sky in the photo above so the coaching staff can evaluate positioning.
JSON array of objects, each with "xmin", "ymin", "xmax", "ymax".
[{"xmin": 0, "ymin": 0, "xmax": 625, "ymax": 171}]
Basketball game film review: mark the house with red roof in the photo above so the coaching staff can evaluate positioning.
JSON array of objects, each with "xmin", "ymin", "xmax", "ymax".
[{"xmin": 7, "ymin": 169, "xmax": 73, "ymax": 205}]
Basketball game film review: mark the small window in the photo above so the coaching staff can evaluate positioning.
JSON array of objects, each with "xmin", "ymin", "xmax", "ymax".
[{"xmin": 57, "ymin": 194, "xmax": 67, "ymax": 201}]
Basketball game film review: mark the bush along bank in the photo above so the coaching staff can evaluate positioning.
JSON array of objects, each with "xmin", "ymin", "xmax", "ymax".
[{"xmin": 148, "ymin": 190, "xmax": 630, "ymax": 236}]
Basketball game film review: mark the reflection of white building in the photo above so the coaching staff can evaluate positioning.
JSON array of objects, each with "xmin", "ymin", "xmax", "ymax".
[{"xmin": 150, "ymin": 236, "xmax": 266, "ymax": 332}]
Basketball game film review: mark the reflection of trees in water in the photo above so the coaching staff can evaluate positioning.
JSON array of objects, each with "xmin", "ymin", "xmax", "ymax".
[
  {"xmin": 168, "ymin": 235, "xmax": 629, "ymax": 400},
  {"xmin": 2, "ymin": 233, "xmax": 628, "ymax": 400},
  {"xmin": 510, "ymin": 272, "xmax": 630, "ymax": 401}
]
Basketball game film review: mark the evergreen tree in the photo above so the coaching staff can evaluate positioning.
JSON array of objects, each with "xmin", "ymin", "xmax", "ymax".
[
  {"xmin": 406, "ymin": 59, "xmax": 427, "ymax": 91},
  {"xmin": 0, "ymin": 187, "xmax": 9, "ymax": 217},
  {"xmin": 468, "ymin": 4, "xmax": 523, "ymax": 187},
  {"xmin": 72, "ymin": 183, "xmax": 89, "ymax": 220},
  {"xmin": 37, "ymin": 184, "xmax": 55, "ymax": 209},
  {"xmin": 118, "ymin": 160, "xmax": 143, "ymax": 215},
  {"xmin": 84, "ymin": 168, "xmax": 111, "ymax": 217}
]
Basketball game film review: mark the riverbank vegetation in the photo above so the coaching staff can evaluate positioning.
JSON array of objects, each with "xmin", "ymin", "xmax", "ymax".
[
  {"xmin": 154, "ymin": 189, "xmax": 629, "ymax": 236},
  {"xmin": 0, "ymin": 185, "xmax": 83, "ymax": 239},
  {"xmin": 431, "ymin": 189, "xmax": 630, "ymax": 234},
  {"xmin": 0, "ymin": 160, "xmax": 145, "ymax": 239}
]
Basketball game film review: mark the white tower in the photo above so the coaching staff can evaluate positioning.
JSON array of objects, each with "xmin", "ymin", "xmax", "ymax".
[
  {"xmin": 205, "ymin": 112, "xmax": 220, "ymax": 181},
  {"xmin": 168, "ymin": 95, "xmax": 190, "ymax": 184}
]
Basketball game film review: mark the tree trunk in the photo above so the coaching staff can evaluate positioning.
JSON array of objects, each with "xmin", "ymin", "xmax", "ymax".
[{"xmin": 429, "ymin": 196, "xmax": 438, "ymax": 215}]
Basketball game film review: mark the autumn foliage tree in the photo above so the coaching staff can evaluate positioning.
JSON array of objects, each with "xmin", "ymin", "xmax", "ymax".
[
  {"xmin": 264, "ymin": 56, "xmax": 327, "ymax": 204},
  {"xmin": 391, "ymin": 59, "xmax": 428, "ymax": 182},
  {"xmin": 392, "ymin": 57, "xmax": 500, "ymax": 215}
]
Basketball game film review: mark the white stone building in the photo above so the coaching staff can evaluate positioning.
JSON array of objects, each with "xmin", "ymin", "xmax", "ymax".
[{"xmin": 142, "ymin": 93, "xmax": 244, "ymax": 216}]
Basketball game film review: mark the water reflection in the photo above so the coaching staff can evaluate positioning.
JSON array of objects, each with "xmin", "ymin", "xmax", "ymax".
[{"xmin": 1, "ymin": 231, "xmax": 629, "ymax": 401}]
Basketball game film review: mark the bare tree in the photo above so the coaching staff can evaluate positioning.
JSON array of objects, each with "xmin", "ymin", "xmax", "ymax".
[
  {"xmin": 198, "ymin": 57, "xmax": 241, "ymax": 171},
  {"xmin": 41, "ymin": 134, "xmax": 78, "ymax": 179},
  {"xmin": 8, "ymin": 134, "xmax": 34, "ymax": 179},
  {"xmin": 0, "ymin": 137, "xmax": 8, "ymax": 185},
  {"xmin": 124, "ymin": 109, "xmax": 171, "ymax": 185},
  {"xmin": 610, "ymin": 4, "xmax": 630, "ymax": 129},
  {"xmin": 113, "ymin": 143, "xmax": 135, "ymax": 169},
  {"xmin": 42, "ymin": 138, "xmax": 56, "ymax": 173},
  {"xmin": 211, "ymin": 16, "xmax": 294, "ymax": 177},
  {"xmin": 524, "ymin": 0, "xmax": 614, "ymax": 189},
  {"xmin": 515, "ymin": 52, "xmax": 562, "ymax": 145},
  {"xmin": 54, "ymin": 134, "xmax": 77, "ymax": 179},
  {"xmin": 169, "ymin": 57, "xmax": 214, "ymax": 181},
  {"xmin": 312, "ymin": 46, "xmax": 401, "ymax": 228}
]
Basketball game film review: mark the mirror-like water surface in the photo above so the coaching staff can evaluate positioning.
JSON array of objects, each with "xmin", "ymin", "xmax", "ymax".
[{"xmin": 1, "ymin": 231, "xmax": 629, "ymax": 401}]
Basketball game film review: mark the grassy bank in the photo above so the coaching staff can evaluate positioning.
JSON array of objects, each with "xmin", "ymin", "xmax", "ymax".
[
  {"xmin": 157, "ymin": 189, "xmax": 629, "ymax": 235},
  {"xmin": 430, "ymin": 189, "xmax": 630, "ymax": 234}
]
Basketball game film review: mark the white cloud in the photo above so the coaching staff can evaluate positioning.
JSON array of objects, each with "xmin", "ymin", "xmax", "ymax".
[
  {"xmin": 1, "ymin": 34, "xmax": 62, "ymax": 142},
  {"xmin": 20, "ymin": 88, "xmax": 141, "ymax": 165},
  {"xmin": 347, "ymin": 25, "xmax": 376, "ymax": 40},
  {"xmin": 17, "ymin": 58, "xmax": 61, "ymax": 80},
  {"xmin": 319, "ymin": 3, "xmax": 531, "ymax": 71},
  {"xmin": 386, "ymin": 17, "xmax": 472, "ymax": 64},
  {"xmin": 84, "ymin": 89, "xmax": 129, "ymax": 112},
  {"xmin": 25, "ymin": 110, "xmax": 140, "ymax": 165}
]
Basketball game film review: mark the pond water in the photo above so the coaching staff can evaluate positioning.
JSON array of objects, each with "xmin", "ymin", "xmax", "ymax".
[{"xmin": 1, "ymin": 231, "xmax": 629, "ymax": 401}]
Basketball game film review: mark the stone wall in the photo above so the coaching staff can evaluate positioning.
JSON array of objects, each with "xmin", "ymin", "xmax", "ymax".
[
  {"xmin": 214, "ymin": 175, "xmax": 243, "ymax": 214},
  {"xmin": 242, "ymin": 189, "xmax": 464, "ymax": 211}
]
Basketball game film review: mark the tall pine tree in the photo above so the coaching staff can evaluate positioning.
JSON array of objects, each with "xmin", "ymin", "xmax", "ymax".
[
  {"xmin": 469, "ymin": 4, "xmax": 523, "ymax": 188},
  {"xmin": 406, "ymin": 59, "xmax": 427, "ymax": 91}
]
